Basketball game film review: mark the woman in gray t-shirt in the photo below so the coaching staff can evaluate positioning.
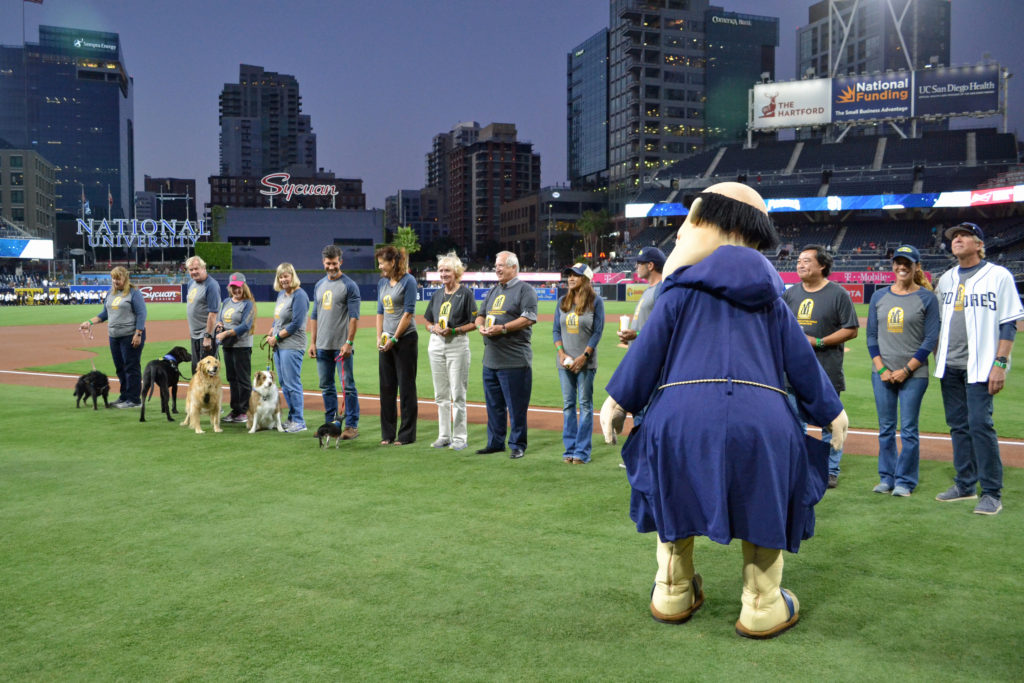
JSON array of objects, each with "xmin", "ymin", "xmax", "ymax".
[
  {"xmin": 554, "ymin": 263, "xmax": 605, "ymax": 464},
  {"xmin": 375, "ymin": 245, "xmax": 418, "ymax": 445},
  {"xmin": 267, "ymin": 263, "xmax": 309, "ymax": 433},
  {"xmin": 79, "ymin": 266, "xmax": 147, "ymax": 407}
]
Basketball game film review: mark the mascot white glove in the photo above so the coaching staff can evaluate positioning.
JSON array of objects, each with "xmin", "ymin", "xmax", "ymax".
[
  {"xmin": 829, "ymin": 409, "xmax": 849, "ymax": 452},
  {"xmin": 600, "ymin": 396, "xmax": 627, "ymax": 444}
]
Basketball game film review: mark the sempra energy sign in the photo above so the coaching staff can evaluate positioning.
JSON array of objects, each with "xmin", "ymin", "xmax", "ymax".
[
  {"xmin": 833, "ymin": 73, "xmax": 912, "ymax": 121},
  {"xmin": 751, "ymin": 79, "xmax": 831, "ymax": 129}
]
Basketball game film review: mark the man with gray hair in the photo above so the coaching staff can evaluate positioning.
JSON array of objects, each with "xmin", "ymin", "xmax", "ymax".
[
  {"xmin": 185, "ymin": 255, "xmax": 222, "ymax": 372},
  {"xmin": 475, "ymin": 251, "xmax": 538, "ymax": 459},
  {"xmin": 309, "ymin": 244, "xmax": 361, "ymax": 439}
]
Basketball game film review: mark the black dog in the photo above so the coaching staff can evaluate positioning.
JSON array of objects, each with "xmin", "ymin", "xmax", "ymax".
[
  {"xmin": 140, "ymin": 346, "xmax": 192, "ymax": 422},
  {"xmin": 316, "ymin": 421, "xmax": 343, "ymax": 449},
  {"xmin": 74, "ymin": 370, "xmax": 110, "ymax": 410}
]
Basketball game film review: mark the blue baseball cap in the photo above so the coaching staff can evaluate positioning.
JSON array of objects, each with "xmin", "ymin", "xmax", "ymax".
[
  {"xmin": 891, "ymin": 245, "xmax": 920, "ymax": 263},
  {"xmin": 563, "ymin": 263, "xmax": 594, "ymax": 279},
  {"xmin": 944, "ymin": 222, "xmax": 984, "ymax": 241},
  {"xmin": 636, "ymin": 246, "xmax": 666, "ymax": 270}
]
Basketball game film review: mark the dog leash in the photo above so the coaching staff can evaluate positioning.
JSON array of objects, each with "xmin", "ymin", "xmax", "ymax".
[
  {"xmin": 78, "ymin": 325, "xmax": 98, "ymax": 372},
  {"xmin": 334, "ymin": 348, "xmax": 347, "ymax": 422},
  {"xmin": 259, "ymin": 335, "xmax": 276, "ymax": 373}
]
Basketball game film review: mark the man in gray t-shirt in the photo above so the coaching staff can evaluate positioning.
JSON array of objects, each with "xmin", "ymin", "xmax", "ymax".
[
  {"xmin": 185, "ymin": 256, "xmax": 222, "ymax": 372},
  {"xmin": 782, "ymin": 245, "xmax": 858, "ymax": 488},
  {"xmin": 309, "ymin": 245, "xmax": 361, "ymax": 437},
  {"xmin": 474, "ymin": 251, "xmax": 537, "ymax": 459}
]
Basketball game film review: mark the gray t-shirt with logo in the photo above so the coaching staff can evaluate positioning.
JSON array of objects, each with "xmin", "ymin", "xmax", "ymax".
[
  {"xmin": 554, "ymin": 294, "xmax": 605, "ymax": 370},
  {"xmin": 186, "ymin": 276, "xmax": 222, "ymax": 339},
  {"xmin": 868, "ymin": 287, "xmax": 940, "ymax": 379},
  {"xmin": 312, "ymin": 273, "xmax": 361, "ymax": 350},
  {"xmin": 272, "ymin": 288, "xmax": 309, "ymax": 351},
  {"xmin": 377, "ymin": 273, "xmax": 417, "ymax": 338},
  {"xmin": 102, "ymin": 288, "xmax": 147, "ymax": 338},
  {"xmin": 480, "ymin": 277, "xmax": 539, "ymax": 369},
  {"xmin": 782, "ymin": 280, "xmax": 859, "ymax": 392},
  {"xmin": 218, "ymin": 298, "xmax": 255, "ymax": 349},
  {"xmin": 945, "ymin": 262, "xmax": 984, "ymax": 369}
]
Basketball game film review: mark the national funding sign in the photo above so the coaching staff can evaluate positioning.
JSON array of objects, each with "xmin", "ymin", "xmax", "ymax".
[{"xmin": 833, "ymin": 73, "xmax": 912, "ymax": 121}]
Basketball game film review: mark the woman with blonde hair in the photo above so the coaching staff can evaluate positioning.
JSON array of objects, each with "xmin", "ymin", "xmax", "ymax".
[
  {"xmin": 554, "ymin": 263, "xmax": 605, "ymax": 463},
  {"xmin": 216, "ymin": 272, "xmax": 257, "ymax": 423},
  {"xmin": 376, "ymin": 245, "xmax": 418, "ymax": 445},
  {"xmin": 266, "ymin": 262, "xmax": 310, "ymax": 433},
  {"xmin": 422, "ymin": 252, "xmax": 477, "ymax": 450},
  {"xmin": 78, "ymin": 266, "xmax": 148, "ymax": 408}
]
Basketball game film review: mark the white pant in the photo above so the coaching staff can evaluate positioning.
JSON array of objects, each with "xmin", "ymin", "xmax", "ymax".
[{"xmin": 427, "ymin": 333, "xmax": 471, "ymax": 446}]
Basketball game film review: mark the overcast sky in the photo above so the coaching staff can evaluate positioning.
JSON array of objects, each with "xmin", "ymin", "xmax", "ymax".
[{"xmin": 3, "ymin": 0, "xmax": 1022, "ymax": 210}]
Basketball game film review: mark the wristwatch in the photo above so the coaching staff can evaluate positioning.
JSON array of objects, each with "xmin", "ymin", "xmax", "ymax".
[{"xmin": 993, "ymin": 355, "xmax": 1008, "ymax": 369}]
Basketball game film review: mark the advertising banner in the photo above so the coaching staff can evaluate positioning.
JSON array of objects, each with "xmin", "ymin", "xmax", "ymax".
[
  {"xmin": 535, "ymin": 287, "xmax": 558, "ymax": 302},
  {"xmin": 625, "ymin": 283, "xmax": 650, "ymax": 302},
  {"xmin": 752, "ymin": 79, "xmax": 831, "ymax": 129},
  {"xmin": 833, "ymin": 72, "xmax": 912, "ymax": 121},
  {"xmin": 839, "ymin": 283, "xmax": 864, "ymax": 304},
  {"xmin": 0, "ymin": 238, "xmax": 54, "ymax": 259},
  {"xmin": 914, "ymin": 65, "xmax": 999, "ymax": 117},
  {"xmin": 137, "ymin": 285, "xmax": 183, "ymax": 303}
]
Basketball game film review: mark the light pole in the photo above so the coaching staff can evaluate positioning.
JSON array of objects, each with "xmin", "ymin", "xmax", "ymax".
[{"xmin": 547, "ymin": 191, "xmax": 560, "ymax": 270}]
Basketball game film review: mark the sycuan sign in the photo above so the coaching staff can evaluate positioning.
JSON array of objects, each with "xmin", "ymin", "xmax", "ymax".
[{"xmin": 259, "ymin": 172, "xmax": 339, "ymax": 201}]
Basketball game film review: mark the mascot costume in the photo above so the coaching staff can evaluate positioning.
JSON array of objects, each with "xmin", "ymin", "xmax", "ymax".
[{"xmin": 605, "ymin": 182, "xmax": 848, "ymax": 638}]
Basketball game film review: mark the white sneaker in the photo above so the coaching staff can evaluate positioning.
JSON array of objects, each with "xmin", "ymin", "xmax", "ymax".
[{"xmin": 284, "ymin": 422, "xmax": 307, "ymax": 433}]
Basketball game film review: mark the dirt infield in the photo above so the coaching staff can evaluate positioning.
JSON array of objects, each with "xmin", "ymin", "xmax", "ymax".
[{"xmin": 3, "ymin": 318, "xmax": 1022, "ymax": 467}]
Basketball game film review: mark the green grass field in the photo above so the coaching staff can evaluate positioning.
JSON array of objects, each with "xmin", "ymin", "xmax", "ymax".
[{"xmin": 2, "ymin": 303, "xmax": 1023, "ymax": 679}]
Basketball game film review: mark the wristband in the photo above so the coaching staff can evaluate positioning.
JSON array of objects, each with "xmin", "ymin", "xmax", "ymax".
[
  {"xmin": 993, "ymin": 359, "xmax": 1007, "ymax": 369},
  {"xmin": 275, "ymin": 334, "xmax": 281, "ymax": 343},
  {"xmin": 502, "ymin": 325, "xmax": 508, "ymax": 335},
  {"xmin": 877, "ymin": 366, "xmax": 887, "ymax": 376},
  {"xmin": 815, "ymin": 337, "xmax": 824, "ymax": 349},
  {"xmin": 903, "ymin": 366, "xmax": 912, "ymax": 375},
  {"xmin": 346, "ymin": 340, "xmax": 354, "ymax": 346},
  {"xmin": 555, "ymin": 343, "xmax": 563, "ymax": 350},
  {"xmin": 584, "ymin": 350, "xmax": 592, "ymax": 359}
]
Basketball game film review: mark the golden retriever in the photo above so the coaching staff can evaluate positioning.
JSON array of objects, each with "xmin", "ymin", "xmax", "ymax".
[{"xmin": 181, "ymin": 355, "xmax": 223, "ymax": 433}]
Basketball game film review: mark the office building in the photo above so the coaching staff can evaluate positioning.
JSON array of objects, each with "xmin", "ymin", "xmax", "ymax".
[
  {"xmin": 501, "ymin": 187, "xmax": 607, "ymax": 269},
  {"xmin": 425, "ymin": 121, "xmax": 480, "ymax": 235},
  {"xmin": 0, "ymin": 147, "xmax": 56, "ymax": 238},
  {"xmin": 219, "ymin": 64, "xmax": 317, "ymax": 177},
  {"xmin": 384, "ymin": 188, "xmax": 445, "ymax": 246},
  {"xmin": 568, "ymin": 29, "xmax": 609, "ymax": 189},
  {"xmin": 0, "ymin": 25, "xmax": 134, "ymax": 218},
  {"xmin": 797, "ymin": 0, "xmax": 951, "ymax": 79}
]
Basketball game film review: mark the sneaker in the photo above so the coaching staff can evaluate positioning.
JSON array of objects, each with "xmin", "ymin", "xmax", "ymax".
[
  {"xmin": 892, "ymin": 485, "xmax": 912, "ymax": 497},
  {"xmin": 935, "ymin": 484, "xmax": 977, "ymax": 502},
  {"xmin": 116, "ymin": 400, "xmax": 141, "ymax": 409},
  {"xmin": 431, "ymin": 438, "xmax": 451, "ymax": 449},
  {"xmin": 619, "ymin": 463, "xmax": 626, "ymax": 469},
  {"xmin": 284, "ymin": 422, "xmax": 307, "ymax": 433},
  {"xmin": 281, "ymin": 420, "xmax": 294, "ymax": 430},
  {"xmin": 973, "ymin": 495, "xmax": 1002, "ymax": 515},
  {"xmin": 827, "ymin": 474, "xmax": 838, "ymax": 489},
  {"xmin": 873, "ymin": 483, "xmax": 893, "ymax": 494},
  {"xmin": 450, "ymin": 442, "xmax": 468, "ymax": 451}
]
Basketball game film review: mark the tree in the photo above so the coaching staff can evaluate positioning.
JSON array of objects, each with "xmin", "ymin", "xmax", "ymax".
[
  {"xmin": 392, "ymin": 226, "xmax": 421, "ymax": 256},
  {"xmin": 575, "ymin": 209, "xmax": 613, "ymax": 263}
]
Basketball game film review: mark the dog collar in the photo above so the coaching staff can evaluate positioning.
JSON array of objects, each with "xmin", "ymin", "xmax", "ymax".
[{"xmin": 163, "ymin": 354, "xmax": 178, "ymax": 364}]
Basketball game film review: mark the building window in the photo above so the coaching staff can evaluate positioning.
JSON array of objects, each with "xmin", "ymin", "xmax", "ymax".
[
  {"xmin": 11, "ymin": 172, "xmax": 24, "ymax": 186},
  {"xmin": 10, "ymin": 155, "xmax": 23, "ymax": 168},
  {"xmin": 11, "ymin": 190, "xmax": 24, "ymax": 204}
]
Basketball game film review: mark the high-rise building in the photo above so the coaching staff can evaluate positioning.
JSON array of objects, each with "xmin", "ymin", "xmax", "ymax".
[
  {"xmin": 425, "ymin": 121, "xmax": 480, "ymax": 234},
  {"xmin": 218, "ymin": 64, "xmax": 316, "ymax": 177},
  {"xmin": 385, "ymin": 188, "xmax": 445, "ymax": 246},
  {"xmin": 567, "ymin": 29, "xmax": 609, "ymax": 189},
  {"xmin": 445, "ymin": 123, "xmax": 540, "ymax": 256},
  {"xmin": 0, "ymin": 25, "xmax": 133, "ymax": 219},
  {"xmin": 797, "ymin": 0, "xmax": 951, "ymax": 80},
  {"xmin": 705, "ymin": 10, "xmax": 778, "ymax": 145},
  {"xmin": 604, "ymin": 1, "xmax": 779, "ymax": 211},
  {"xmin": 0, "ymin": 147, "xmax": 56, "ymax": 238}
]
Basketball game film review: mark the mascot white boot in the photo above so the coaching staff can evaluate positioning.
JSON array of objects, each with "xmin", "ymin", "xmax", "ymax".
[
  {"xmin": 735, "ymin": 541, "xmax": 799, "ymax": 638},
  {"xmin": 650, "ymin": 537, "xmax": 703, "ymax": 623}
]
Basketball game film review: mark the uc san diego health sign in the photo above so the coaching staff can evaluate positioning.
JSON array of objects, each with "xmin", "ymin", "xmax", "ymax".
[{"xmin": 76, "ymin": 219, "xmax": 210, "ymax": 248}]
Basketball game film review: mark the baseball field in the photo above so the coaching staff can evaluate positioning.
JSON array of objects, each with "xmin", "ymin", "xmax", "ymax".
[{"xmin": 1, "ymin": 301, "xmax": 1022, "ymax": 680}]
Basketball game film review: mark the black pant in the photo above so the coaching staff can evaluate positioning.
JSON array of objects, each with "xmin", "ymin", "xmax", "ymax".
[
  {"xmin": 379, "ymin": 331, "xmax": 418, "ymax": 443},
  {"xmin": 223, "ymin": 346, "xmax": 252, "ymax": 415},
  {"xmin": 191, "ymin": 336, "xmax": 219, "ymax": 373}
]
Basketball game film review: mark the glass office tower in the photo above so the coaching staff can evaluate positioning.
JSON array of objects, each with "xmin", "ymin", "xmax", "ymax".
[
  {"xmin": 0, "ymin": 25, "xmax": 133, "ymax": 218},
  {"xmin": 567, "ymin": 29, "xmax": 609, "ymax": 189}
]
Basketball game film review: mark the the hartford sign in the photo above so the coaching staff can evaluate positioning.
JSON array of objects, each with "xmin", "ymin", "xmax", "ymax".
[
  {"xmin": 76, "ymin": 219, "xmax": 209, "ymax": 248},
  {"xmin": 259, "ymin": 172, "xmax": 339, "ymax": 201}
]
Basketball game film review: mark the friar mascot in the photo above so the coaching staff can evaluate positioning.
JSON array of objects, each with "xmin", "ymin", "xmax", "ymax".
[{"xmin": 605, "ymin": 182, "xmax": 848, "ymax": 638}]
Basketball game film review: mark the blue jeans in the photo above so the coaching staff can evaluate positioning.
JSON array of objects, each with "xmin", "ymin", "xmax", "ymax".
[
  {"xmin": 787, "ymin": 390, "xmax": 843, "ymax": 476},
  {"xmin": 482, "ymin": 366, "xmax": 532, "ymax": 452},
  {"xmin": 940, "ymin": 367, "xmax": 1002, "ymax": 499},
  {"xmin": 109, "ymin": 332, "xmax": 144, "ymax": 403},
  {"xmin": 274, "ymin": 348, "xmax": 305, "ymax": 427},
  {"xmin": 558, "ymin": 367, "xmax": 595, "ymax": 462},
  {"xmin": 316, "ymin": 349, "xmax": 359, "ymax": 428},
  {"xmin": 872, "ymin": 373, "xmax": 929, "ymax": 491}
]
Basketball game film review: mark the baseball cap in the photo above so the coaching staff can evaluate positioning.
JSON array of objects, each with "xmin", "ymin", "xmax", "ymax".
[
  {"xmin": 637, "ymin": 246, "xmax": 666, "ymax": 270},
  {"xmin": 891, "ymin": 245, "xmax": 921, "ymax": 263},
  {"xmin": 944, "ymin": 222, "xmax": 984, "ymax": 241},
  {"xmin": 229, "ymin": 272, "xmax": 246, "ymax": 287},
  {"xmin": 563, "ymin": 263, "xmax": 594, "ymax": 280}
]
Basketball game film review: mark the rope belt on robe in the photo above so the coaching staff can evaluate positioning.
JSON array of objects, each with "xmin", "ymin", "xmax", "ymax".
[{"xmin": 658, "ymin": 378, "xmax": 787, "ymax": 397}]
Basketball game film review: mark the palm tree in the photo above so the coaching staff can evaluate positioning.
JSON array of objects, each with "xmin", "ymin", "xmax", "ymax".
[{"xmin": 575, "ymin": 209, "xmax": 613, "ymax": 264}]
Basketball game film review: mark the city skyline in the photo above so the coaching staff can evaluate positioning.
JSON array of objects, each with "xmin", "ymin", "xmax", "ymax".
[{"xmin": 3, "ymin": 0, "xmax": 1022, "ymax": 212}]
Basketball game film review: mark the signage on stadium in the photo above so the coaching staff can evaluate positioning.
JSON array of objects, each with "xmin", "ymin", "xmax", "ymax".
[
  {"xmin": 259, "ymin": 172, "xmax": 339, "ymax": 201},
  {"xmin": 710, "ymin": 14, "xmax": 752, "ymax": 27},
  {"xmin": 76, "ymin": 219, "xmax": 210, "ymax": 248},
  {"xmin": 751, "ymin": 80, "xmax": 831, "ymax": 129},
  {"xmin": 137, "ymin": 285, "xmax": 183, "ymax": 303},
  {"xmin": 72, "ymin": 37, "xmax": 117, "ymax": 52},
  {"xmin": 833, "ymin": 73, "xmax": 912, "ymax": 121},
  {"xmin": 914, "ymin": 65, "xmax": 999, "ymax": 117}
]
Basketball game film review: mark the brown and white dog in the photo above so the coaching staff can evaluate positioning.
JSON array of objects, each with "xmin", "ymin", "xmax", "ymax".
[
  {"xmin": 247, "ymin": 369, "xmax": 284, "ymax": 433},
  {"xmin": 181, "ymin": 355, "xmax": 222, "ymax": 433}
]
